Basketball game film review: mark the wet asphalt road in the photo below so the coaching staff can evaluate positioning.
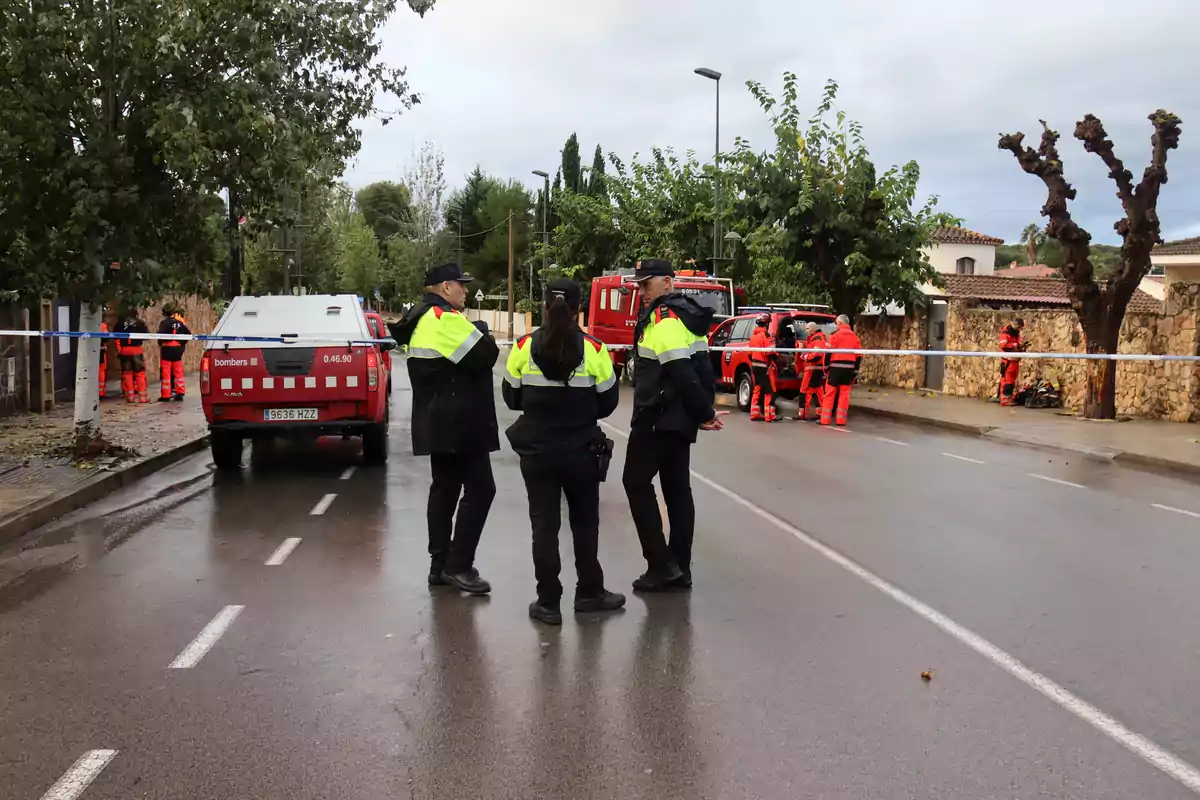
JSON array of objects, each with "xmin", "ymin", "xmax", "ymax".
[{"xmin": 3, "ymin": 367, "xmax": 1200, "ymax": 798}]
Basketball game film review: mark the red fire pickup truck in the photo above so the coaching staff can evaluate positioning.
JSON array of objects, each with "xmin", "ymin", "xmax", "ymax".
[{"xmin": 200, "ymin": 294, "xmax": 395, "ymax": 470}]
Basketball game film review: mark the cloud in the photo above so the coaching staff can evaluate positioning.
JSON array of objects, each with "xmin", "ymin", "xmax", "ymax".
[{"xmin": 348, "ymin": 0, "xmax": 1200, "ymax": 245}]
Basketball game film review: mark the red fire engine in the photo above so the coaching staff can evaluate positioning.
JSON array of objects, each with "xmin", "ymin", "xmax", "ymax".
[{"xmin": 587, "ymin": 268, "xmax": 740, "ymax": 384}]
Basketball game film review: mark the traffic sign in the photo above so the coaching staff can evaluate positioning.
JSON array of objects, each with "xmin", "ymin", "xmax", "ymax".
[{"xmin": 475, "ymin": 289, "xmax": 484, "ymax": 302}]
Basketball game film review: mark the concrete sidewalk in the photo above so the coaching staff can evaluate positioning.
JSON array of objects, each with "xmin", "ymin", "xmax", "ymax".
[
  {"xmin": 852, "ymin": 387, "xmax": 1200, "ymax": 474},
  {"xmin": 0, "ymin": 376, "xmax": 208, "ymax": 544}
]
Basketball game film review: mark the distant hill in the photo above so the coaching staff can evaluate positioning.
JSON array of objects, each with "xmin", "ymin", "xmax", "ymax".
[{"xmin": 995, "ymin": 241, "xmax": 1123, "ymax": 277}]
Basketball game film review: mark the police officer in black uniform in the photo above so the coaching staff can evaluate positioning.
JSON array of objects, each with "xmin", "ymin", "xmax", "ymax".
[{"xmin": 503, "ymin": 279, "xmax": 626, "ymax": 625}]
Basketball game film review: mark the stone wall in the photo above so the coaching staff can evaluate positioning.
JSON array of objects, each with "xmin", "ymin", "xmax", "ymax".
[
  {"xmin": 939, "ymin": 283, "xmax": 1200, "ymax": 421},
  {"xmin": 856, "ymin": 313, "xmax": 927, "ymax": 389}
]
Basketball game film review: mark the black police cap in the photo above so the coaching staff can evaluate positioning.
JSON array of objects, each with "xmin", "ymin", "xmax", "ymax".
[
  {"xmin": 544, "ymin": 277, "xmax": 582, "ymax": 309},
  {"xmin": 424, "ymin": 263, "xmax": 475, "ymax": 286},
  {"xmin": 633, "ymin": 258, "xmax": 674, "ymax": 282}
]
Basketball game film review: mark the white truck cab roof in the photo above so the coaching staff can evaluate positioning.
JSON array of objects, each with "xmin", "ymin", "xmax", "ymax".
[{"xmin": 211, "ymin": 294, "xmax": 371, "ymax": 349}]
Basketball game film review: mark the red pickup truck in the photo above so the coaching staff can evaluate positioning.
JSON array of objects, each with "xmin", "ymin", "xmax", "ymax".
[
  {"xmin": 709, "ymin": 306, "xmax": 838, "ymax": 411},
  {"xmin": 200, "ymin": 294, "xmax": 395, "ymax": 469}
]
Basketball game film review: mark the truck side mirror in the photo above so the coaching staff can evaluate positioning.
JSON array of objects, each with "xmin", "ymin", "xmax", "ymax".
[
  {"xmin": 617, "ymin": 286, "xmax": 632, "ymax": 296},
  {"xmin": 378, "ymin": 338, "xmax": 398, "ymax": 352}
]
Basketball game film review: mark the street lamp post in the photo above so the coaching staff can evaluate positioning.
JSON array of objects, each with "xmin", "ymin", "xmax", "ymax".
[
  {"xmin": 694, "ymin": 66, "xmax": 722, "ymax": 277},
  {"xmin": 532, "ymin": 169, "xmax": 550, "ymax": 302}
]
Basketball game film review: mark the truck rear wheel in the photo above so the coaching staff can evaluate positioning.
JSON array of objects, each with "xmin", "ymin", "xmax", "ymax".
[
  {"xmin": 211, "ymin": 431, "xmax": 243, "ymax": 471},
  {"xmin": 736, "ymin": 370, "xmax": 753, "ymax": 412},
  {"xmin": 362, "ymin": 413, "xmax": 389, "ymax": 465}
]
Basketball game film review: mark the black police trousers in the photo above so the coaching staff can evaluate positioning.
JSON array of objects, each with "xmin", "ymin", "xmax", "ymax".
[
  {"xmin": 622, "ymin": 428, "xmax": 694, "ymax": 573},
  {"xmin": 519, "ymin": 447, "xmax": 605, "ymax": 604},
  {"xmin": 428, "ymin": 451, "xmax": 495, "ymax": 574}
]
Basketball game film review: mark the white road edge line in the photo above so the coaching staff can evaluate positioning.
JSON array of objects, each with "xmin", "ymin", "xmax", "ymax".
[
  {"xmin": 40, "ymin": 750, "xmax": 118, "ymax": 800},
  {"xmin": 310, "ymin": 493, "xmax": 337, "ymax": 515},
  {"xmin": 828, "ymin": 426, "xmax": 850, "ymax": 433},
  {"xmin": 1151, "ymin": 503, "xmax": 1200, "ymax": 519},
  {"xmin": 599, "ymin": 420, "xmax": 1200, "ymax": 794},
  {"xmin": 1028, "ymin": 473, "xmax": 1087, "ymax": 489},
  {"xmin": 875, "ymin": 436, "xmax": 910, "ymax": 447},
  {"xmin": 943, "ymin": 452, "xmax": 986, "ymax": 464},
  {"xmin": 168, "ymin": 605, "xmax": 245, "ymax": 669},
  {"xmin": 339, "ymin": 466, "xmax": 356, "ymax": 480},
  {"xmin": 265, "ymin": 537, "xmax": 303, "ymax": 566}
]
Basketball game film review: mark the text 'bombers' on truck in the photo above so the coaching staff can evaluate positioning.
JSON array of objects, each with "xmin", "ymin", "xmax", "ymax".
[{"xmin": 200, "ymin": 294, "xmax": 396, "ymax": 470}]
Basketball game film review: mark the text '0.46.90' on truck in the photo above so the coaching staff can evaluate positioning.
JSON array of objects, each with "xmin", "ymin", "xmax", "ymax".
[
  {"xmin": 587, "ymin": 269, "xmax": 740, "ymax": 384},
  {"xmin": 199, "ymin": 294, "xmax": 396, "ymax": 471}
]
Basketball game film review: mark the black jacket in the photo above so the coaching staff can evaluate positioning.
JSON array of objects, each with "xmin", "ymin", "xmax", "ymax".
[
  {"xmin": 502, "ymin": 328, "xmax": 619, "ymax": 457},
  {"xmin": 630, "ymin": 292, "xmax": 716, "ymax": 443},
  {"xmin": 158, "ymin": 316, "xmax": 191, "ymax": 361},
  {"xmin": 393, "ymin": 293, "xmax": 500, "ymax": 456},
  {"xmin": 116, "ymin": 318, "xmax": 148, "ymax": 350}
]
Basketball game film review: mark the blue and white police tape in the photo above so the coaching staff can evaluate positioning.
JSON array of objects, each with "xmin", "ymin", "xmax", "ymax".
[
  {"xmin": 487, "ymin": 340, "xmax": 1200, "ymax": 363},
  {"xmin": 0, "ymin": 329, "xmax": 393, "ymax": 347}
]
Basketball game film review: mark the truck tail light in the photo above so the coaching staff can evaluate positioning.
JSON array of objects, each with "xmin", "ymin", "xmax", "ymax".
[
  {"xmin": 200, "ymin": 356, "xmax": 211, "ymax": 395},
  {"xmin": 367, "ymin": 352, "xmax": 379, "ymax": 391}
]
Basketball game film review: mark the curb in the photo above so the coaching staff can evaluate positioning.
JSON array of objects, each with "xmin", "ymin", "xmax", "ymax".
[
  {"xmin": 0, "ymin": 434, "xmax": 210, "ymax": 547},
  {"xmin": 1113, "ymin": 450, "xmax": 1200, "ymax": 478},
  {"xmin": 851, "ymin": 404, "xmax": 996, "ymax": 436}
]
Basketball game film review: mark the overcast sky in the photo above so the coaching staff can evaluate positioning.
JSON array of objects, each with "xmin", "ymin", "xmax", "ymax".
[{"xmin": 346, "ymin": 0, "xmax": 1200, "ymax": 246}]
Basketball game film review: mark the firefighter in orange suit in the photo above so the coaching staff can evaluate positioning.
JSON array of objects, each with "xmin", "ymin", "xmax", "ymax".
[
  {"xmin": 821, "ymin": 315, "xmax": 862, "ymax": 427},
  {"xmin": 116, "ymin": 311, "xmax": 150, "ymax": 403},
  {"xmin": 98, "ymin": 321, "xmax": 109, "ymax": 398},
  {"xmin": 158, "ymin": 306, "xmax": 191, "ymax": 401},
  {"xmin": 998, "ymin": 317, "xmax": 1026, "ymax": 406},
  {"xmin": 796, "ymin": 321, "xmax": 828, "ymax": 421},
  {"xmin": 748, "ymin": 314, "xmax": 777, "ymax": 422}
]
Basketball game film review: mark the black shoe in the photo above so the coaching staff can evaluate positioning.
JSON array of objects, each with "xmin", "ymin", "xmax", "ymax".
[
  {"xmin": 632, "ymin": 564, "xmax": 684, "ymax": 593},
  {"xmin": 574, "ymin": 590, "xmax": 626, "ymax": 613},
  {"xmin": 442, "ymin": 569, "xmax": 491, "ymax": 595},
  {"xmin": 528, "ymin": 601, "xmax": 562, "ymax": 626},
  {"xmin": 173, "ymin": 394, "xmax": 185, "ymax": 402},
  {"xmin": 428, "ymin": 571, "xmax": 449, "ymax": 587},
  {"xmin": 672, "ymin": 571, "xmax": 693, "ymax": 590},
  {"xmin": 157, "ymin": 397, "xmax": 171, "ymax": 403}
]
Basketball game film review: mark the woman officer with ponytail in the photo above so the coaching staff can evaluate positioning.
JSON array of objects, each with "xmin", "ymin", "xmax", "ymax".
[{"xmin": 503, "ymin": 278, "xmax": 626, "ymax": 625}]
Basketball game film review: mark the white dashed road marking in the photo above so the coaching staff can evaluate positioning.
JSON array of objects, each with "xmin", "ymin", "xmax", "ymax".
[
  {"xmin": 875, "ymin": 436, "xmax": 910, "ymax": 447},
  {"xmin": 1151, "ymin": 503, "xmax": 1200, "ymax": 519},
  {"xmin": 1029, "ymin": 473, "xmax": 1086, "ymax": 489},
  {"xmin": 339, "ymin": 466, "xmax": 356, "ymax": 480},
  {"xmin": 599, "ymin": 419, "xmax": 1200, "ymax": 795},
  {"xmin": 265, "ymin": 537, "xmax": 303, "ymax": 566},
  {"xmin": 310, "ymin": 493, "xmax": 337, "ymax": 515},
  {"xmin": 169, "ymin": 605, "xmax": 245, "ymax": 669},
  {"xmin": 943, "ymin": 452, "xmax": 986, "ymax": 464},
  {"xmin": 40, "ymin": 750, "xmax": 117, "ymax": 800}
]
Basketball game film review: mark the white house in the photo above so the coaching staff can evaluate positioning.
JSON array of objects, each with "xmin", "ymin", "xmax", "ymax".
[
  {"xmin": 922, "ymin": 226, "xmax": 1004, "ymax": 276},
  {"xmin": 1151, "ymin": 237, "xmax": 1200, "ymax": 284}
]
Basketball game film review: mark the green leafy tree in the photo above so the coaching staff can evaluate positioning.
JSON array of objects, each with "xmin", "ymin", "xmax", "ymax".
[
  {"xmin": 999, "ymin": 111, "xmax": 1182, "ymax": 418},
  {"xmin": 444, "ymin": 167, "xmax": 488, "ymax": 261},
  {"xmin": 355, "ymin": 182, "xmax": 412, "ymax": 254},
  {"xmin": 1019, "ymin": 223, "xmax": 1046, "ymax": 265},
  {"xmin": 0, "ymin": 0, "xmax": 433, "ymax": 452},
  {"xmin": 586, "ymin": 144, "xmax": 608, "ymax": 199},
  {"xmin": 728, "ymin": 75, "xmax": 956, "ymax": 316},
  {"xmin": 561, "ymin": 134, "xmax": 582, "ymax": 193},
  {"xmin": 338, "ymin": 214, "xmax": 383, "ymax": 296}
]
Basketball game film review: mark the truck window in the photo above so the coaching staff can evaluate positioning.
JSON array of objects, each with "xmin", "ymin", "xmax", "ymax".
[
  {"xmin": 609, "ymin": 288, "xmax": 621, "ymax": 313},
  {"xmin": 711, "ymin": 320, "xmax": 734, "ymax": 347},
  {"xmin": 600, "ymin": 290, "xmax": 607, "ymax": 311},
  {"xmin": 730, "ymin": 318, "xmax": 753, "ymax": 341}
]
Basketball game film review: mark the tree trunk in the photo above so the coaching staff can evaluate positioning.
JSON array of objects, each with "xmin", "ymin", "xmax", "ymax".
[{"xmin": 1082, "ymin": 318, "xmax": 1119, "ymax": 420}]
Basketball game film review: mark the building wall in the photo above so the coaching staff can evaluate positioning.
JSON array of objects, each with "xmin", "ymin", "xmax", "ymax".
[
  {"xmin": 922, "ymin": 242, "xmax": 997, "ymax": 276},
  {"xmin": 858, "ymin": 283, "xmax": 1200, "ymax": 421},
  {"xmin": 0, "ymin": 305, "xmax": 28, "ymax": 417},
  {"xmin": 856, "ymin": 313, "xmax": 927, "ymax": 388}
]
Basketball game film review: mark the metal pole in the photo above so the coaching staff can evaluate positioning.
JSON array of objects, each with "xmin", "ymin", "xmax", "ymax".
[
  {"xmin": 541, "ymin": 175, "xmax": 549, "ymax": 294},
  {"xmin": 713, "ymin": 76, "xmax": 721, "ymax": 276},
  {"xmin": 507, "ymin": 211, "xmax": 515, "ymax": 341}
]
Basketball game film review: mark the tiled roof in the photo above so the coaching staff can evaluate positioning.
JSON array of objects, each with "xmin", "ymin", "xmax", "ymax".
[
  {"xmin": 996, "ymin": 264, "xmax": 1056, "ymax": 278},
  {"xmin": 938, "ymin": 275, "xmax": 1162, "ymax": 313},
  {"xmin": 1153, "ymin": 237, "xmax": 1200, "ymax": 257},
  {"xmin": 930, "ymin": 226, "xmax": 1005, "ymax": 246}
]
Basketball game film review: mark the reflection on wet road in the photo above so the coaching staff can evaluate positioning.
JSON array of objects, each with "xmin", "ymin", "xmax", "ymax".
[{"xmin": 2, "ymin": 370, "xmax": 1200, "ymax": 798}]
